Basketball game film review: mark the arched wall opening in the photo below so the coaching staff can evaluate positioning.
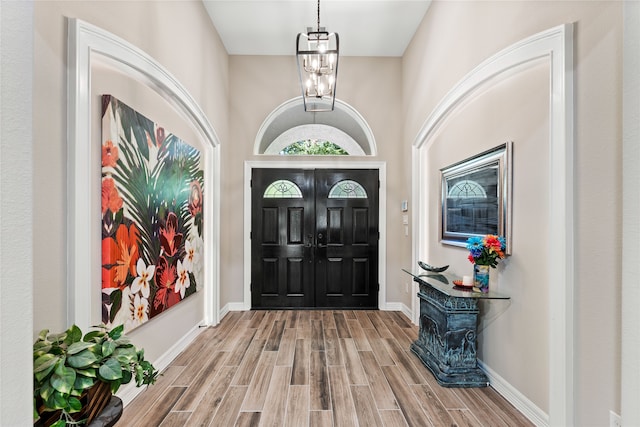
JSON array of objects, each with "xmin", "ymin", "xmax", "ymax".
[
  {"xmin": 411, "ymin": 24, "xmax": 573, "ymax": 425},
  {"xmin": 254, "ymin": 97, "xmax": 377, "ymax": 156}
]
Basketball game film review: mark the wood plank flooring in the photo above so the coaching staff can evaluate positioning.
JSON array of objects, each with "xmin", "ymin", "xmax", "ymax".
[{"xmin": 118, "ymin": 310, "xmax": 533, "ymax": 427}]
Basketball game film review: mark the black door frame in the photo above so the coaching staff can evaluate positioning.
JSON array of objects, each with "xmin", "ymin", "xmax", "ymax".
[{"xmin": 243, "ymin": 161, "xmax": 387, "ymax": 311}]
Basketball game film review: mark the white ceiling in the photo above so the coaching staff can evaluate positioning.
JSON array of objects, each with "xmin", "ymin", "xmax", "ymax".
[{"xmin": 202, "ymin": 0, "xmax": 432, "ymax": 57}]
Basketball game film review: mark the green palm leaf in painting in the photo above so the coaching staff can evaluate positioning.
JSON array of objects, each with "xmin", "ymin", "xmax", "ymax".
[
  {"xmin": 153, "ymin": 134, "xmax": 203, "ymax": 242},
  {"xmin": 111, "ymin": 131, "xmax": 160, "ymax": 263},
  {"xmin": 113, "ymin": 97, "xmax": 156, "ymax": 160}
]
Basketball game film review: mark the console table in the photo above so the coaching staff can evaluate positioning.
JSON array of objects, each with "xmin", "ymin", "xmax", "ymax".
[{"xmin": 402, "ymin": 269, "xmax": 509, "ymax": 388}]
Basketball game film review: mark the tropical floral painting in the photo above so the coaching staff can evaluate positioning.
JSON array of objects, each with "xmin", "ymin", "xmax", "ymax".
[{"xmin": 101, "ymin": 95, "xmax": 204, "ymax": 332}]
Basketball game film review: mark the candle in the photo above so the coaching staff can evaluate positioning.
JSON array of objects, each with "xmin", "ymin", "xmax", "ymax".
[{"xmin": 462, "ymin": 275, "xmax": 472, "ymax": 286}]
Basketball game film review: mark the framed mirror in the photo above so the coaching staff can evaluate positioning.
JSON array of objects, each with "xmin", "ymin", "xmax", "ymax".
[{"xmin": 440, "ymin": 142, "xmax": 512, "ymax": 253}]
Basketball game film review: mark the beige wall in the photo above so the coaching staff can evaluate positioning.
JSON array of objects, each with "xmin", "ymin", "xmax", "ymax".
[
  {"xmin": 226, "ymin": 55, "xmax": 410, "ymax": 307},
  {"xmin": 404, "ymin": 1, "xmax": 621, "ymax": 425},
  {"xmin": 33, "ymin": 0, "xmax": 229, "ymax": 361},
  {"xmin": 425, "ymin": 62, "xmax": 551, "ymax": 411}
]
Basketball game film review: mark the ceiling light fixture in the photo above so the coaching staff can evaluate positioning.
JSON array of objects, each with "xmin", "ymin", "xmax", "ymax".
[{"xmin": 296, "ymin": 0, "xmax": 339, "ymax": 112}]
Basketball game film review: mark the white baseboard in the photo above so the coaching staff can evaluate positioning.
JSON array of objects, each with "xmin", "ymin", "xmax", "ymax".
[
  {"xmin": 383, "ymin": 302, "xmax": 412, "ymax": 320},
  {"xmin": 478, "ymin": 359, "xmax": 549, "ymax": 426},
  {"xmin": 221, "ymin": 302, "xmax": 247, "ymax": 318},
  {"xmin": 219, "ymin": 303, "xmax": 230, "ymax": 319},
  {"xmin": 116, "ymin": 321, "xmax": 207, "ymax": 407}
]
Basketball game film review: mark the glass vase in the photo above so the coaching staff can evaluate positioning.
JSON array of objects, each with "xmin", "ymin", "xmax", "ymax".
[{"xmin": 473, "ymin": 264, "xmax": 491, "ymax": 293}]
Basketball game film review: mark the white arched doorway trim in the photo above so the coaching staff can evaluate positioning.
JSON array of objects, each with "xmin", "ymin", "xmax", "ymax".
[
  {"xmin": 264, "ymin": 124, "xmax": 365, "ymax": 155},
  {"xmin": 254, "ymin": 97, "xmax": 377, "ymax": 155},
  {"xmin": 66, "ymin": 18, "xmax": 221, "ymax": 370},
  {"xmin": 242, "ymin": 160, "xmax": 387, "ymax": 312},
  {"xmin": 411, "ymin": 24, "xmax": 574, "ymax": 426}
]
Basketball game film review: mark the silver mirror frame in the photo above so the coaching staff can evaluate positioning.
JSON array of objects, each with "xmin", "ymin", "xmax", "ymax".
[{"xmin": 439, "ymin": 142, "xmax": 512, "ymax": 254}]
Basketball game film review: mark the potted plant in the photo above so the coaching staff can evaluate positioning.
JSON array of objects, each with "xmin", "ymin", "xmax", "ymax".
[{"xmin": 33, "ymin": 323, "xmax": 159, "ymax": 426}]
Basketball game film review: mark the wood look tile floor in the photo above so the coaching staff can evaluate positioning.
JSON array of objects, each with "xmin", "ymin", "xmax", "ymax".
[{"xmin": 118, "ymin": 310, "xmax": 534, "ymax": 427}]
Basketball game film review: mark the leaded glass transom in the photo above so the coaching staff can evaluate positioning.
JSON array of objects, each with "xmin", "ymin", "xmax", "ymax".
[
  {"xmin": 280, "ymin": 139, "xmax": 348, "ymax": 155},
  {"xmin": 328, "ymin": 180, "xmax": 368, "ymax": 199},
  {"xmin": 263, "ymin": 180, "xmax": 303, "ymax": 198},
  {"xmin": 447, "ymin": 180, "xmax": 487, "ymax": 198}
]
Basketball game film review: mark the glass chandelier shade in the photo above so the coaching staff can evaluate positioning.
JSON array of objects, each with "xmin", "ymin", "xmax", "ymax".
[{"xmin": 296, "ymin": 25, "xmax": 339, "ymax": 112}]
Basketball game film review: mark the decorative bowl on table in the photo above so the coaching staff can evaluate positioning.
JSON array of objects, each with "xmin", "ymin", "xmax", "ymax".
[
  {"xmin": 452, "ymin": 279, "xmax": 474, "ymax": 290},
  {"xmin": 417, "ymin": 261, "xmax": 449, "ymax": 273}
]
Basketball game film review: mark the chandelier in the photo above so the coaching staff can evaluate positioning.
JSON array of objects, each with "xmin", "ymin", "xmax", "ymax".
[{"xmin": 296, "ymin": 0, "xmax": 339, "ymax": 112}]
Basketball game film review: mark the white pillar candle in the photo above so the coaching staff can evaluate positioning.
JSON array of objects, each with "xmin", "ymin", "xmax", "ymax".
[{"xmin": 462, "ymin": 275, "xmax": 472, "ymax": 286}]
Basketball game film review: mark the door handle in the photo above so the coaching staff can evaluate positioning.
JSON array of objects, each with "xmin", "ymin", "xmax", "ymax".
[{"xmin": 305, "ymin": 234, "xmax": 314, "ymax": 248}]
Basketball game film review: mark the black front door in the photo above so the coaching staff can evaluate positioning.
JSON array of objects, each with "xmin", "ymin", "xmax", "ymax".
[{"xmin": 251, "ymin": 168, "xmax": 379, "ymax": 309}]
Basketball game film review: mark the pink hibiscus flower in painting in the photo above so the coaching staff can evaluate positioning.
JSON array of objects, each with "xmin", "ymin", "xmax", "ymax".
[
  {"xmin": 101, "ymin": 177, "xmax": 123, "ymax": 215},
  {"xmin": 101, "ymin": 140, "xmax": 119, "ymax": 168},
  {"xmin": 159, "ymin": 212, "xmax": 182, "ymax": 258},
  {"xmin": 188, "ymin": 181, "xmax": 203, "ymax": 217},
  {"xmin": 153, "ymin": 255, "xmax": 181, "ymax": 311},
  {"xmin": 101, "ymin": 223, "xmax": 140, "ymax": 288}
]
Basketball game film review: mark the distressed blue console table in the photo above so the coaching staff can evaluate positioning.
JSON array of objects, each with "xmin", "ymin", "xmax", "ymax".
[{"xmin": 402, "ymin": 269, "xmax": 510, "ymax": 388}]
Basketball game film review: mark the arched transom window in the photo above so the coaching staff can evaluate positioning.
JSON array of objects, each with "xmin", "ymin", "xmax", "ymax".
[
  {"xmin": 280, "ymin": 139, "xmax": 348, "ymax": 155},
  {"xmin": 263, "ymin": 180, "xmax": 303, "ymax": 198},
  {"xmin": 328, "ymin": 180, "xmax": 368, "ymax": 199}
]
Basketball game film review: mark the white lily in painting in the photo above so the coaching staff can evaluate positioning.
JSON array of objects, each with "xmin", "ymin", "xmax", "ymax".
[
  {"xmin": 175, "ymin": 259, "xmax": 191, "ymax": 299},
  {"xmin": 131, "ymin": 258, "xmax": 155, "ymax": 299},
  {"xmin": 183, "ymin": 239, "xmax": 196, "ymax": 272},
  {"xmin": 133, "ymin": 293, "xmax": 149, "ymax": 325}
]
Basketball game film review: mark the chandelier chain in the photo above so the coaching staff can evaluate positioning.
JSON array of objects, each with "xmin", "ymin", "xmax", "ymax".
[{"xmin": 317, "ymin": 0, "xmax": 320, "ymax": 33}]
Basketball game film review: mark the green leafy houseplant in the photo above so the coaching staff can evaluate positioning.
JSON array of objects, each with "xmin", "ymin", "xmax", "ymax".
[{"xmin": 33, "ymin": 324, "xmax": 159, "ymax": 426}]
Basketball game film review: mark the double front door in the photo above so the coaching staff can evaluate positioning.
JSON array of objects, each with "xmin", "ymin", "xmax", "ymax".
[{"xmin": 251, "ymin": 168, "xmax": 379, "ymax": 309}]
